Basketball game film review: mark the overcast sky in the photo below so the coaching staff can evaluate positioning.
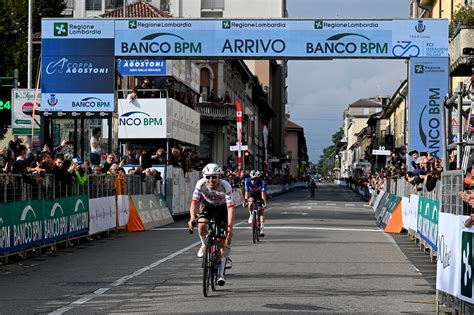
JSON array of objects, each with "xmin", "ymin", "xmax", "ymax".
[{"xmin": 286, "ymin": 0, "xmax": 410, "ymax": 162}]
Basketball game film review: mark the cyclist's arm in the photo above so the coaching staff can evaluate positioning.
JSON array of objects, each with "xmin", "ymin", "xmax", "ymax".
[
  {"xmin": 188, "ymin": 181, "xmax": 202, "ymax": 229},
  {"xmin": 260, "ymin": 179, "xmax": 267, "ymax": 205},
  {"xmin": 243, "ymin": 179, "xmax": 250, "ymax": 201},
  {"xmin": 188, "ymin": 201, "xmax": 199, "ymax": 229}
]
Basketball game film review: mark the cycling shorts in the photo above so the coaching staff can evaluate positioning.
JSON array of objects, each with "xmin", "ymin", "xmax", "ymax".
[
  {"xmin": 197, "ymin": 201, "xmax": 228, "ymax": 239},
  {"xmin": 249, "ymin": 193, "xmax": 263, "ymax": 202}
]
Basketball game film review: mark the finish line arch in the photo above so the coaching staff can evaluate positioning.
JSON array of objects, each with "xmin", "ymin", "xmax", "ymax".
[{"xmin": 41, "ymin": 18, "xmax": 449, "ymax": 158}]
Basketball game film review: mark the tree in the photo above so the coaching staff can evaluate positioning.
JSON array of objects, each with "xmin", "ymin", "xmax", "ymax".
[
  {"xmin": 0, "ymin": 0, "xmax": 66, "ymax": 83},
  {"xmin": 317, "ymin": 127, "xmax": 343, "ymax": 175},
  {"xmin": 0, "ymin": 1, "xmax": 64, "ymax": 138}
]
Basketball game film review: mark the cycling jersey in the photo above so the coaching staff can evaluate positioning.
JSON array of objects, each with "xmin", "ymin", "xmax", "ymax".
[
  {"xmin": 192, "ymin": 178, "xmax": 234, "ymax": 208},
  {"xmin": 244, "ymin": 178, "xmax": 266, "ymax": 194}
]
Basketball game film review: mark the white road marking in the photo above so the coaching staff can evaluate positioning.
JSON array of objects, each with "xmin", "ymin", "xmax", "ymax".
[
  {"xmin": 289, "ymin": 203, "xmax": 300, "ymax": 205},
  {"xmin": 51, "ymin": 211, "xmax": 257, "ymax": 314},
  {"xmin": 326, "ymin": 203, "xmax": 337, "ymax": 206},
  {"xmin": 307, "ymin": 203, "xmax": 318, "ymax": 206},
  {"xmin": 49, "ymin": 241, "xmax": 201, "ymax": 315},
  {"xmin": 344, "ymin": 204, "xmax": 355, "ymax": 207},
  {"xmin": 364, "ymin": 205, "xmax": 372, "ymax": 208},
  {"xmin": 155, "ymin": 226, "xmax": 381, "ymax": 232},
  {"xmin": 290, "ymin": 206, "xmax": 300, "ymax": 209}
]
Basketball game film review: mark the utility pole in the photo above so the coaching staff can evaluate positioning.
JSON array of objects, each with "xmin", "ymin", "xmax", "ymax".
[{"xmin": 27, "ymin": 0, "xmax": 32, "ymax": 89}]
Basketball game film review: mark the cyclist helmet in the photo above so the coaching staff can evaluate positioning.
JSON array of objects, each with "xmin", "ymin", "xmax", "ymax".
[
  {"xmin": 202, "ymin": 163, "xmax": 223, "ymax": 177},
  {"xmin": 250, "ymin": 170, "xmax": 262, "ymax": 179}
]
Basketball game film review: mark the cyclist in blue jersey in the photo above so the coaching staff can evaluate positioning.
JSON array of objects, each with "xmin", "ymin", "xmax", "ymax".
[{"xmin": 244, "ymin": 170, "xmax": 267, "ymax": 237}]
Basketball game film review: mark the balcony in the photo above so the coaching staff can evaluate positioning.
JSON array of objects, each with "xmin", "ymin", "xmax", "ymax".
[
  {"xmin": 195, "ymin": 103, "xmax": 236, "ymax": 121},
  {"xmin": 449, "ymin": 27, "xmax": 474, "ymax": 76}
]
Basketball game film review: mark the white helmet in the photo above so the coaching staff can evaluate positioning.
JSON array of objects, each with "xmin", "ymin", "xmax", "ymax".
[
  {"xmin": 250, "ymin": 170, "xmax": 262, "ymax": 179},
  {"xmin": 202, "ymin": 163, "xmax": 223, "ymax": 176}
]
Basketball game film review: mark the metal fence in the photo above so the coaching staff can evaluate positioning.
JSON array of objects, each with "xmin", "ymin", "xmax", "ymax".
[
  {"xmin": 440, "ymin": 170, "xmax": 464, "ymax": 215},
  {"xmin": 0, "ymin": 173, "xmax": 163, "ymax": 203}
]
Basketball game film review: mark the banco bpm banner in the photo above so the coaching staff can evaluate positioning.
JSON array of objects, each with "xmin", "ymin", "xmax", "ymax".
[{"xmin": 42, "ymin": 18, "xmax": 448, "ymax": 59}]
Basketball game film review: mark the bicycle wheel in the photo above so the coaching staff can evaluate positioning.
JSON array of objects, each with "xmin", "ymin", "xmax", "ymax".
[
  {"xmin": 252, "ymin": 210, "xmax": 258, "ymax": 244},
  {"xmin": 202, "ymin": 239, "xmax": 212, "ymax": 297},
  {"xmin": 255, "ymin": 212, "xmax": 260, "ymax": 242},
  {"xmin": 211, "ymin": 248, "xmax": 218, "ymax": 291}
]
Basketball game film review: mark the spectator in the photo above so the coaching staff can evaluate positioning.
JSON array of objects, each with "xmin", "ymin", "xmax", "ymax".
[
  {"xmin": 223, "ymin": 91, "xmax": 231, "ymax": 103},
  {"xmin": 168, "ymin": 147, "xmax": 182, "ymax": 167},
  {"xmin": 102, "ymin": 154, "xmax": 122, "ymax": 174},
  {"xmin": 127, "ymin": 88, "xmax": 139, "ymax": 104},
  {"xmin": 123, "ymin": 148, "xmax": 139, "ymax": 165},
  {"xmin": 90, "ymin": 127, "xmax": 102, "ymax": 166},
  {"xmin": 208, "ymin": 89, "xmax": 217, "ymax": 102},
  {"xmin": 151, "ymin": 148, "xmax": 166, "ymax": 165},
  {"xmin": 139, "ymin": 149, "xmax": 152, "ymax": 169}
]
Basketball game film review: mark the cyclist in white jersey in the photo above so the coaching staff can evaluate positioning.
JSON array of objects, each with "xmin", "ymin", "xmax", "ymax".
[{"xmin": 188, "ymin": 163, "xmax": 235, "ymax": 286}]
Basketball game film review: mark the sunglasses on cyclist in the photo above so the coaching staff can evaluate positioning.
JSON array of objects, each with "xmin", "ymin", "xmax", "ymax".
[{"xmin": 205, "ymin": 175, "xmax": 218, "ymax": 180}]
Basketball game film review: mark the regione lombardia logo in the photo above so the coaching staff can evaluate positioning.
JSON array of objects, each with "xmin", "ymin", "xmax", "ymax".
[{"xmin": 54, "ymin": 22, "xmax": 68, "ymax": 36}]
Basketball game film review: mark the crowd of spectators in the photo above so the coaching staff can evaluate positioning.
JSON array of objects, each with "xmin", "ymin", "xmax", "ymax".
[
  {"xmin": 344, "ymin": 146, "xmax": 447, "ymax": 201},
  {"xmin": 0, "ymin": 138, "xmax": 165, "ymax": 190}
]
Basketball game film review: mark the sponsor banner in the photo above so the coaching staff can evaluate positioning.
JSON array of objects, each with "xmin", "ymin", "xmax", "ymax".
[
  {"xmin": 114, "ymin": 19, "xmax": 447, "ymax": 58},
  {"xmin": 118, "ymin": 99, "xmax": 200, "ymax": 145},
  {"xmin": 409, "ymin": 194, "xmax": 419, "ymax": 232},
  {"xmin": 42, "ymin": 196, "xmax": 89, "ymax": 241},
  {"xmin": 42, "ymin": 56, "xmax": 115, "ymax": 93},
  {"xmin": 372, "ymin": 190, "xmax": 385, "ymax": 212},
  {"xmin": 417, "ymin": 196, "xmax": 439, "ymax": 251},
  {"xmin": 0, "ymin": 196, "xmax": 89, "ymax": 254},
  {"xmin": 89, "ymin": 196, "xmax": 116, "ymax": 235},
  {"xmin": 130, "ymin": 194, "xmax": 173, "ymax": 229},
  {"xmin": 436, "ymin": 213, "xmax": 463, "ymax": 297},
  {"xmin": 11, "ymin": 89, "xmax": 41, "ymax": 135},
  {"xmin": 375, "ymin": 193, "xmax": 401, "ymax": 229},
  {"xmin": 42, "ymin": 39, "xmax": 115, "ymax": 57},
  {"xmin": 401, "ymin": 197, "xmax": 410, "ymax": 230},
  {"xmin": 42, "ymin": 19, "xmax": 115, "ymax": 39},
  {"xmin": 118, "ymin": 99, "xmax": 167, "ymax": 139},
  {"xmin": 117, "ymin": 195, "xmax": 130, "ymax": 227},
  {"xmin": 41, "ymin": 93, "xmax": 114, "ymax": 112},
  {"xmin": 408, "ymin": 57, "xmax": 448, "ymax": 160},
  {"xmin": 117, "ymin": 59, "xmax": 166, "ymax": 76},
  {"xmin": 457, "ymin": 221, "xmax": 474, "ymax": 303}
]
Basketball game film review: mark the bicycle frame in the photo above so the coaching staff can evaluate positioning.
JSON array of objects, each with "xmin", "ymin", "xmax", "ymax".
[
  {"xmin": 197, "ymin": 218, "xmax": 221, "ymax": 297},
  {"xmin": 251, "ymin": 202, "xmax": 261, "ymax": 244}
]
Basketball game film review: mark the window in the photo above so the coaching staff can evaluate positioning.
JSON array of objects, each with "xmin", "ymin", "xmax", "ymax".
[
  {"xmin": 201, "ymin": 0, "xmax": 225, "ymax": 10},
  {"xmin": 363, "ymin": 107, "xmax": 369, "ymax": 115},
  {"xmin": 86, "ymin": 0, "xmax": 102, "ymax": 11},
  {"xmin": 105, "ymin": 0, "xmax": 124, "ymax": 10}
]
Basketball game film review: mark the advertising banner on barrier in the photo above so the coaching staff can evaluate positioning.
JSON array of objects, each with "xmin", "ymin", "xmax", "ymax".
[
  {"xmin": 409, "ymin": 194, "xmax": 419, "ymax": 232},
  {"xmin": 375, "ymin": 193, "xmax": 400, "ymax": 229},
  {"xmin": 372, "ymin": 190, "xmax": 385, "ymax": 212},
  {"xmin": 11, "ymin": 89, "xmax": 41, "ymax": 135},
  {"xmin": 458, "ymin": 217, "xmax": 474, "ymax": 303},
  {"xmin": 437, "ymin": 213, "xmax": 463, "ymax": 297},
  {"xmin": 0, "ymin": 196, "xmax": 89, "ymax": 254},
  {"xmin": 130, "ymin": 194, "xmax": 173, "ymax": 230},
  {"xmin": 401, "ymin": 197, "xmax": 410, "ymax": 230},
  {"xmin": 117, "ymin": 195, "xmax": 130, "ymax": 227},
  {"xmin": 89, "ymin": 196, "xmax": 116, "ymax": 235},
  {"xmin": 417, "ymin": 196, "xmax": 439, "ymax": 251}
]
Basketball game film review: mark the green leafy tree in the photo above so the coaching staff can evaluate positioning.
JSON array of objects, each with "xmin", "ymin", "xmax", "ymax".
[
  {"xmin": 317, "ymin": 127, "xmax": 343, "ymax": 176},
  {"xmin": 0, "ymin": 0, "xmax": 64, "ymax": 139}
]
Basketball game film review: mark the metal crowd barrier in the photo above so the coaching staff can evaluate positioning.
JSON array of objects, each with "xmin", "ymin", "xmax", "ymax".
[{"xmin": 0, "ymin": 173, "xmax": 163, "ymax": 203}]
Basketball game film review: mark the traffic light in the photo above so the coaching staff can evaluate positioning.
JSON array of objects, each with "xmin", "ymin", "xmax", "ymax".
[{"xmin": 244, "ymin": 151, "xmax": 250, "ymax": 165}]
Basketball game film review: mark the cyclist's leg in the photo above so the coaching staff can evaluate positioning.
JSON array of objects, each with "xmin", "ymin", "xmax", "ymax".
[
  {"xmin": 247, "ymin": 196, "xmax": 256, "ymax": 224},
  {"xmin": 215, "ymin": 207, "xmax": 229, "ymax": 285},
  {"xmin": 196, "ymin": 203, "xmax": 211, "ymax": 257}
]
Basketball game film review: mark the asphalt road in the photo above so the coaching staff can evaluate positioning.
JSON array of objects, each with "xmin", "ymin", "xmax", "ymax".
[{"xmin": 0, "ymin": 183, "xmax": 436, "ymax": 314}]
